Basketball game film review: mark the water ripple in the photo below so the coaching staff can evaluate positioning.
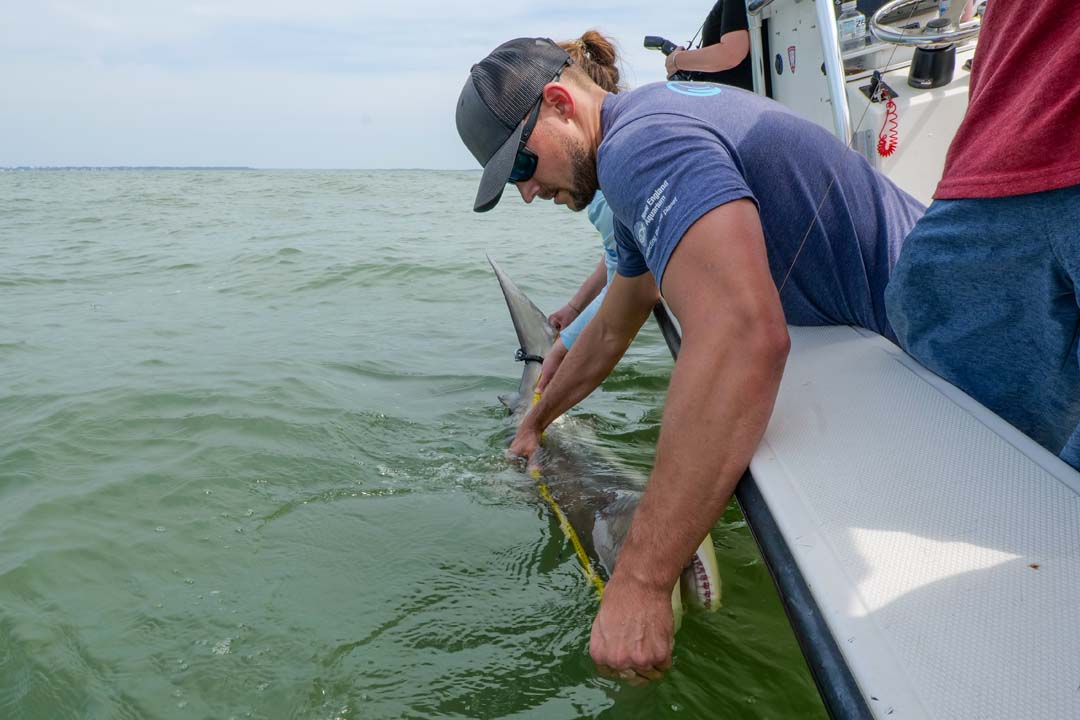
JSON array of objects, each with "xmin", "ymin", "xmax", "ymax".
[{"xmin": 0, "ymin": 170, "xmax": 826, "ymax": 720}]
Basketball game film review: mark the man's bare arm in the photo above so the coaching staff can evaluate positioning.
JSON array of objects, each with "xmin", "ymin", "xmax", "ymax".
[
  {"xmin": 590, "ymin": 198, "xmax": 789, "ymax": 674},
  {"xmin": 509, "ymin": 271, "xmax": 658, "ymax": 459}
]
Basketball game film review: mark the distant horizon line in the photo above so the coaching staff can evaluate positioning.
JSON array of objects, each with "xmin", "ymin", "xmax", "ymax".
[{"xmin": 0, "ymin": 165, "xmax": 479, "ymax": 172}]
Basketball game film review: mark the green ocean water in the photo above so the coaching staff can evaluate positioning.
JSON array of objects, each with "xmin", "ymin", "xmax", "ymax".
[{"xmin": 0, "ymin": 170, "xmax": 826, "ymax": 719}]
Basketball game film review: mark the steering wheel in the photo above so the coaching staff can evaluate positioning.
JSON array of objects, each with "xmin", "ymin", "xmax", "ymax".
[{"xmin": 870, "ymin": 0, "xmax": 981, "ymax": 47}]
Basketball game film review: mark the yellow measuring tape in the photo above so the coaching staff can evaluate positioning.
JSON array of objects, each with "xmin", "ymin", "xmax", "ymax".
[
  {"xmin": 536, "ymin": 475, "xmax": 606, "ymax": 598},
  {"xmin": 529, "ymin": 385, "xmax": 606, "ymax": 598}
]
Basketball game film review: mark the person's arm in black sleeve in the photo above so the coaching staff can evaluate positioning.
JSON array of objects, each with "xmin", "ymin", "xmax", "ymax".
[{"xmin": 666, "ymin": 0, "xmax": 749, "ymax": 77}]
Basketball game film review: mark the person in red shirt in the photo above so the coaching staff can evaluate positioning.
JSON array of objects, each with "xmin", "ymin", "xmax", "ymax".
[{"xmin": 886, "ymin": 0, "xmax": 1080, "ymax": 469}]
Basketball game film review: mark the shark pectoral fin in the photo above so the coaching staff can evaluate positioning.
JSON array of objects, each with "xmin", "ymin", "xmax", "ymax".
[
  {"xmin": 680, "ymin": 532, "xmax": 723, "ymax": 611},
  {"xmin": 497, "ymin": 392, "xmax": 520, "ymax": 410}
]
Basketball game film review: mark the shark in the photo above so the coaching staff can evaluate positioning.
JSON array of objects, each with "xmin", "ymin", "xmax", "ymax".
[{"xmin": 489, "ymin": 257, "xmax": 722, "ymax": 616}]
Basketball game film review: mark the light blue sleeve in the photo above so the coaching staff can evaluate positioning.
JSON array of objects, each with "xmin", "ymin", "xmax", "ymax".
[
  {"xmin": 588, "ymin": 191, "xmax": 620, "ymax": 281},
  {"xmin": 560, "ymin": 285, "xmax": 607, "ymax": 350},
  {"xmin": 563, "ymin": 193, "xmax": 618, "ymax": 350}
]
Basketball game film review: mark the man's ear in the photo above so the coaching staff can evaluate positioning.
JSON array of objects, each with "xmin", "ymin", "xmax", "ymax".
[{"xmin": 541, "ymin": 82, "xmax": 575, "ymax": 121}]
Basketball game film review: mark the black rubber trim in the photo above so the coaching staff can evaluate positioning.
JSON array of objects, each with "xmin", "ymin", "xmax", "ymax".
[
  {"xmin": 735, "ymin": 476, "xmax": 872, "ymax": 720},
  {"xmin": 651, "ymin": 301, "xmax": 871, "ymax": 720}
]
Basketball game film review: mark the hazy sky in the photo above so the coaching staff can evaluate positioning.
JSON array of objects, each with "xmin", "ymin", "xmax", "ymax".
[{"xmin": 3, "ymin": 1, "xmax": 707, "ymax": 168}]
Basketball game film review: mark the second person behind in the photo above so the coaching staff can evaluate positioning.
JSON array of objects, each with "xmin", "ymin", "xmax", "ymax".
[{"xmin": 664, "ymin": 0, "xmax": 753, "ymax": 90}]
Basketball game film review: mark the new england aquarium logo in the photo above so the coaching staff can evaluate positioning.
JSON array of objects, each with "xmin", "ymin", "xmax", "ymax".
[
  {"xmin": 665, "ymin": 81, "xmax": 723, "ymax": 97},
  {"xmin": 634, "ymin": 220, "xmax": 649, "ymax": 248}
]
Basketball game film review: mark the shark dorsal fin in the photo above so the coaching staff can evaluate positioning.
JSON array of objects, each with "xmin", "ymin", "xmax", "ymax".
[{"xmin": 488, "ymin": 256, "xmax": 556, "ymax": 359}]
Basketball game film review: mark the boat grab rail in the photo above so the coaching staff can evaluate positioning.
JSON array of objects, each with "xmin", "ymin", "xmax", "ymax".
[
  {"xmin": 747, "ymin": 0, "xmax": 777, "ymax": 16},
  {"xmin": 871, "ymin": 0, "xmax": 981, "ymax": 46}
]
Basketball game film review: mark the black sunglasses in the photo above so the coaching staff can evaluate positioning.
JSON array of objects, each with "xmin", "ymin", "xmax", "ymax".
[
  {"xmin": 507, "ymin": 64, "xmax": 569, "ymax": 185},
  {"xmin": 507, "ymin": 101, "xmax": 542, "ymax": 184}
]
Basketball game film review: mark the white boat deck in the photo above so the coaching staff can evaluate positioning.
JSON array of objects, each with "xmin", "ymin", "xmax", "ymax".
[{"xmin": 752, "ymin": 326, "xmax": 1080, "ymax": 719}]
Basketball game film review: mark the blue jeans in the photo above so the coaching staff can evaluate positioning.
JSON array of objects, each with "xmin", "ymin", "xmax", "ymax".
[{"xmin": 885, "ymin": 184, "xmax": 1080, "ymax": 470}]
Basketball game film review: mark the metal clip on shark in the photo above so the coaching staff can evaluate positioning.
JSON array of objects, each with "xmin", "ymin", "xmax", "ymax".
[{"xmin": 489, "ymin": 257, "xmax": 722, "ymax": 617}]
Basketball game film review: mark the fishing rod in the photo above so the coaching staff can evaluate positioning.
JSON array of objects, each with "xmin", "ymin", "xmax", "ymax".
[
  {"xmin": 643, "ymin": 35, "xmax": 694, "ymax": 81},
  {"xmin": 643, "ymin": 13, "xmax": 706, "ymax": 81}
]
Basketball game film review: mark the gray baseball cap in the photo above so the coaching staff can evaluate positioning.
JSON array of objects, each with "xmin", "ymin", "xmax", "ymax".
[{"xmin": 456, "ymin": 38, "xmax": 571, "ymax": 213}]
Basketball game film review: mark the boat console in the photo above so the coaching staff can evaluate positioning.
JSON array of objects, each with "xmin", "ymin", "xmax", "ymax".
[{"xmin": 746, "ymin": 0, "xmax": 980, "ymax": 204}]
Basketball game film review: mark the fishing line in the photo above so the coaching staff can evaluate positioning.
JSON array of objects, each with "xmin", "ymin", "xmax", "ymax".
[{"xmin": 688, "ymin": 19, "xmax": 707, "ymax": 49}]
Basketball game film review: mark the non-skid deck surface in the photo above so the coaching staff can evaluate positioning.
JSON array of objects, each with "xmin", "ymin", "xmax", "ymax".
[{"xmin": 752, "ymin": 326, "xmax": 1080, "ymax": 719}]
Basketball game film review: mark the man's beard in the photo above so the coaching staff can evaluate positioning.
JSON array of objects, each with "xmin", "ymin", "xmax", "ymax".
[{"xmin": 562, "ymin": 135, "xmax": 599, "ymax": 211}]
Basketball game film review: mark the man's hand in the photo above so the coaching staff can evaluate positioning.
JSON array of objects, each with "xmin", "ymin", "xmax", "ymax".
[
  {"xmin": 507, "ymin": 421, "xmax": 542, "ymax": 467},
  {"xmin": 548, "ymin": 304, "xmax": 580, "ymax": 331},
  {"xmin": 665, "ymin": 46, "xmax": 687, "ymax": 79},
  {"xmin": 537, "ymin": 340, "xmax": 569, "ymax": 393},
  {"xmin": 590, "ymin": 575, "xmax": 674, "ymax": 682}
]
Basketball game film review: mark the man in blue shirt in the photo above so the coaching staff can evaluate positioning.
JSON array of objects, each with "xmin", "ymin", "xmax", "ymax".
[{"xmin": 455, "ymin": 37, "xmax": 923, "ymax": 680}]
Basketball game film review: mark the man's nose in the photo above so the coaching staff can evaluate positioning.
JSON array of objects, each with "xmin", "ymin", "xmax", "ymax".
[{"xmin": 515, "ymin": 179, "xmax": 540, "ymax": 204}]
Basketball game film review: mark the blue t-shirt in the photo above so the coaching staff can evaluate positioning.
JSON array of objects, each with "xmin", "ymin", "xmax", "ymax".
[{"xmin": 598, "ymin": 82, "xmax": 925, "ymax": 339}]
